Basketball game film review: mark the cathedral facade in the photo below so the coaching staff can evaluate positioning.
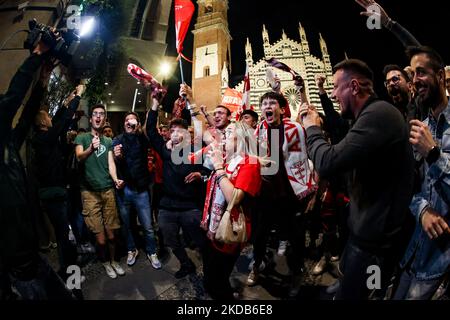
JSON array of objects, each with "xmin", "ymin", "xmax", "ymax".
[
  {"xmin": 191, "ymin": 1, "xmax": 337, "ymax": 116},
  {"xmin": 226, "ymin": 24, "xmax": 337, "ymax": 117}
]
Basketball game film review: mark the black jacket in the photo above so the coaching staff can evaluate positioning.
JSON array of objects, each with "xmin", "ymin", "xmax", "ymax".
[
  {"xmin": 146, "ymin": 110, "xmax": 208, "ymax": 211},
  {"xmin": 307, "ymin": 96, "xmax": 414, "ymax": 251},
  {"xmin": 113, "ymin": 133, "xmax": 151, "ymax": 191},
  {"xmin": 0, "ymin": 54, "xmax": 45, "ymax": 278},
  {"xmin": 32, "ymin": 96, "xmax": 81, "ymax": 190}
]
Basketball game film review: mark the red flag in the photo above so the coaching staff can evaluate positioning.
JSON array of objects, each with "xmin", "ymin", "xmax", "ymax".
[
  {"xmin": 221, "ymin": 88, "xmax": 243, "ymax": 114},
  {"xmin": 175, "ymin": 0, "xmax": 195, "ymax": 56}
]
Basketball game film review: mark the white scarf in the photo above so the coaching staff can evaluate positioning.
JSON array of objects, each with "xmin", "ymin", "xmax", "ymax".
[
  {"xmin": 256, "ymin": 118, "xmax": 316, "ymax": 200},
  {"xmin": 201, "ymin": 155, "xmax": 244, "ymax": 240}
]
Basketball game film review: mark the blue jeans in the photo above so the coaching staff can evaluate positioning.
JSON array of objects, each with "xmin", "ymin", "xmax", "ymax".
[
  {"xmin": 335, "ymin": 239, "xmax": 398, "ymax": 300},
  {"xmin": 116, "ymin": 186, "xmax": 157, "ymax": 255},
  {"xmin": 393, "ymin": 268, "xmax": 443, "ymax": 300}
]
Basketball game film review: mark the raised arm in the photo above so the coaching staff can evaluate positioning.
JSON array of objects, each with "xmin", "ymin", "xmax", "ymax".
[
  {"xmin": 356, "ymin": 0, "xmax": 421, "ymax": 47},
  {"xmin": 180, "ymin": 84, "xmax": 215, "ymax": 145}
]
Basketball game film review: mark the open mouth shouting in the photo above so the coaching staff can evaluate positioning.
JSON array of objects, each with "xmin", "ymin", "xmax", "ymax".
[{"xmin": 265, "ymin": 110, "xmax": 274, "ymax": 122}]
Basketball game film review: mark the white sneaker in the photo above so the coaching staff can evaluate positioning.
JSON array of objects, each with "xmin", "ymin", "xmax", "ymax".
[
  {"xmin": 127, "ymin": 250, "xmax": 139, "ymax": 266},
  {"xmin": 246, "ymin": 268, "xmax": 259, "ymax": 286},
  {"xmin": 277, "ymin": 240, "xmax": 288, "ymax": 256},
  {"xmin": 330, "ymin": 255, "xmax": 340, "ymax": 262},
  {"xmin": 110, "ymin": 261, "xmax": 125, "ymax": 276},
  {"xmin": 148, "ymin": 253, "xmax": 162, "ymax": 269},
  {"xmin": 103, "ymin": 262, "xmax": 117, "ymax": 279},
  {"xmin": 312, "ymin": 256, "xmax": 328, "ymax": 275},
  {"xmin": 248, "ymin": 259, "xmax": 266, "ymax": 272}
]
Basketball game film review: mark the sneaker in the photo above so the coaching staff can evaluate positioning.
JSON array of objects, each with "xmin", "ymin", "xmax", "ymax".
[
  {"xmin": 311, "ymin": 256, "xmax": 328, "ymax": 276},
  {"xmin": 127, "ymin": 250, "xmax": 139, "ymax": 266},
  {"xmin": 246, "ymin": 268, "xmax": 259, "ymax": 286},
  {"xmin": 277, "ymin": 240, "xmax": 288, "ymax": 256},
  {"xmin": 174, "ymin": 264, "xmax": 195, "ymax": 279},
  {"xmin": 147, "ymin": 253, "xmax": 162, "ymax": 270},
  {"xmin": 103, "ymin": 262, "xmax": 117, "ymax": 279},
  {"xmin": 78, "ymin": 243, "xmax": 96, "ymax": 254},
  {"xmin": 248, "ymin": 260, "xmax": 266, "ymax": 272},
  {"xmin": 288, "ymin": 273, "xmax": 303, "ymax": 298},
  {"xmin": 326, "ymin": 279, "xmax": 340, "ymax": 295},
  {"xmin": 330, "ymin": 255, "xmax": 340, "ymax": 262},
  {"xmin": 110, "ymin": 261, "xmax": 125, "ymax": 276}
]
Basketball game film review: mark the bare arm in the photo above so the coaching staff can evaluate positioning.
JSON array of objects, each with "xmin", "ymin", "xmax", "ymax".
[
  {"xmin": 75, "ymin": 143, "xmax": 94, "ymax": 162},
  {"xmin": 180, "ymin": 84, "xmax": 215, "ymax": 145},
  {"xmin": 108, "ymin": 150, "xmax": 124, "ymax": 189},
  {"xmin": 216, "ymin": 169, "xmax": 246, "ymax": 204}
]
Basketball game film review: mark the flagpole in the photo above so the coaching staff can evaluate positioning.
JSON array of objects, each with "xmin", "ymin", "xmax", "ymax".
[
  {"xmin": 132, "ymin": 88, "xmax": 138, "ymax": 112},
  {"xmin": 178, "ymin": 57, "xmax": 190, "ymax": 108}
]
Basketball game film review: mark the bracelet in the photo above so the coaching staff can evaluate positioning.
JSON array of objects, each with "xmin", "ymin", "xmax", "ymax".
[{"xmin": 217, "ymin": 173, "xmax": 227, "ymax": 184}]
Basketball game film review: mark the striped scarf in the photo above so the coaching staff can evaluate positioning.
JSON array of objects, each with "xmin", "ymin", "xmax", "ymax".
[{"xmin": 256, "ymin": 118, "xmax": 316, "ymax": 200}]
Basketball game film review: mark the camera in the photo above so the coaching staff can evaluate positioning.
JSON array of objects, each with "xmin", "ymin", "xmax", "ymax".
[{"xmin": 24, "ymin": 19, "xmax": 80, "ymax": 66}]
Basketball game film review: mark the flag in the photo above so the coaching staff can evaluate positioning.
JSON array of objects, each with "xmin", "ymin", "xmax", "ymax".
[
  {"xmin": 175, "ymin": 0, "xmax": 195, "ymax": 61},
  {"xmin": 265, "ymin": 57, "xmax": 299, "ymax": 78},
  {"xmin": 265, "ymin": 57, "xmax": 304, "ymax": 90},
  {"xmin": 221, "ymin": 88, "xmax": 243, "ymax": 115},
  {"xmin": 237, "ymin": 64, "xmax": 251, "ymax": 120}
]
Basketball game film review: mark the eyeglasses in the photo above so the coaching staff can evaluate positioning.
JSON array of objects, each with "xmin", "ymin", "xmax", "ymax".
[
  {"xmin": 384, "ymin": 75, "xmax": 401, "ymax": 87},
  {"xmin": 92, "ymin": 111, "xmax": 106, "ymax": 117}
]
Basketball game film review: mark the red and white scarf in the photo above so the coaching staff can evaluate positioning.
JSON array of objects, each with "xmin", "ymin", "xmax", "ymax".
[
  {"xmin": 201, "ymin": 155, "xmax": 243, "ymax": 240},
  {"xmin": 256, "ymin": 118, "xmax": 316, "ymax": 200}
]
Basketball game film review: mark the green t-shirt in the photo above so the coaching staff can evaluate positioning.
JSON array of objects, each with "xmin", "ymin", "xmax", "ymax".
[{"xmin": 74, "ymin": 133, "xmax": 114, "ymax": 191}]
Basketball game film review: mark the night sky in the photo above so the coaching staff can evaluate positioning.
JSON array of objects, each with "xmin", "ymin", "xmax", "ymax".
[{"xmin": 163, "ymin": 0, "xmax": 448, "ymax": 108}]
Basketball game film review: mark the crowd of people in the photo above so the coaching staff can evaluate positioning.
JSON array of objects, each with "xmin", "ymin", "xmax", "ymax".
[{"xmin": 0, "ymin": 0, "xmax": 448, "ymax": 301}]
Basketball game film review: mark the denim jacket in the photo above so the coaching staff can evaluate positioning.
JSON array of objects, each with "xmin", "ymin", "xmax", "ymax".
[{"xmin": 401, "ymin": 100, "xmax": 450, "ymax": 280}]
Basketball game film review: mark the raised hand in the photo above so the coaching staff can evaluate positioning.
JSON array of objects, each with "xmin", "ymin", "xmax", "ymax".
[
  {"xmin": 92, "ymin": 134, "xmax": 100, "ymax": 150},
  {"xmin": 355, "ymin": 0, "xmax": 391, "ymax": 26},
  {"xmin": 315, "ymin": 74, "xmax": 326, "ymax": 88},
  {"xmin": 75, "ymin": 84, "xmax": 86, "ymax": 97},
  {"xmin": 179, "ymin": 83, "xmax": 194, "ymax": 103}
]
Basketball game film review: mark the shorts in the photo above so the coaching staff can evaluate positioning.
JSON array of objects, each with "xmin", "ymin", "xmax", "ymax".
[{"xmin": 81, "ymin": 189, "xmax": 120, "ymax": 234}]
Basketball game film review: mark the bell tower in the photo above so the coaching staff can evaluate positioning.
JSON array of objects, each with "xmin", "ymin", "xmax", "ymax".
[{"xmin": 192, "ymin": 0, "xmax": 231, "ymax": 110}]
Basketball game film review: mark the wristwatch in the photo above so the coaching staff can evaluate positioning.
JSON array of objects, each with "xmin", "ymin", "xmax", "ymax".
[{"xmin": 426, "ymin": 145, "xmax": 440, "ymax": 165}]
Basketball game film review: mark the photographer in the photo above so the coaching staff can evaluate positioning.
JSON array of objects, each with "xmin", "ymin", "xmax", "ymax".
[{"xmin": 0, "ymin": 40, "xmax": 74, "ymax": 299}]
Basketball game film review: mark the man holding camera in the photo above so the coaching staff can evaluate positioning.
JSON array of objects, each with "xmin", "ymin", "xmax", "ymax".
[{"xmin": 0, "ymin": 38, "xmax": 76, "ymax": 299}]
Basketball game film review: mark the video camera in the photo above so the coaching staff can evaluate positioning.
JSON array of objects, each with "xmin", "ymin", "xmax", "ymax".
[{"xmin": 24, "ymin": 19, "xmax": 80, "ymax": 66}]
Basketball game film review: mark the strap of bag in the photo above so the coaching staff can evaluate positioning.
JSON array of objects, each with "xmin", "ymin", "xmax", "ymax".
[{"xmin": 225, "ymin": 188, "xmax": 238, "ymax": 213}]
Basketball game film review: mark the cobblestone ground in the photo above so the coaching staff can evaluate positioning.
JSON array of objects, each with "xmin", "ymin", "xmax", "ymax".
[{"xmin": 43, "ymin": 235, "xmax": 449, "ymax": 301}]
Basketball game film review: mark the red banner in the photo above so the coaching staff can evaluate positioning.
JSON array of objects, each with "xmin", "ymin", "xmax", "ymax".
[
  {"xmin": 175, "ymin": 0, "xmax": 195, "ymax": 55},
  {"xmin": 221, "ymin": 88, "xmax": 243, "ymax": 113}
]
